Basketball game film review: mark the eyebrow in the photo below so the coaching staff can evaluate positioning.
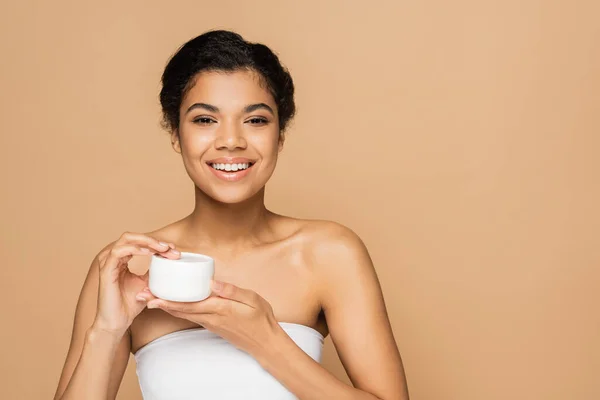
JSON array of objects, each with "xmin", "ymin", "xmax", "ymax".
[{"xmin": 185, "ymin": 102, "xmax": 275, "ymax": 116}]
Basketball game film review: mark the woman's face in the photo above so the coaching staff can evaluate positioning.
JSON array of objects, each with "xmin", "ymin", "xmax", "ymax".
[{"xmin": 172, "ymin": 69, "xmax": 283, "ymax": 204}]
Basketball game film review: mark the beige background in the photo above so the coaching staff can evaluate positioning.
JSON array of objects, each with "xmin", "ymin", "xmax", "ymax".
[{"xmin": 1, "ymin": 1, "xmax": 599, "ymax": 399}]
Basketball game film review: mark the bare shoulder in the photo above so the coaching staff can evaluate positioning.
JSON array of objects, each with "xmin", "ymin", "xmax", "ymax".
[
  {"xmin": 284, "ymin": 218, "xmax": 376, "ymax": 298},
  {"xmin": 290, "ymin": 218, "xmax": 382, "ymax": 310},
  {"xmin": 293, "ymin": 219, "xmax": 409, "ymax": 398},
  {"xmin": 294, "ymin": 219, "xmax": 371, "ymax": 264}
]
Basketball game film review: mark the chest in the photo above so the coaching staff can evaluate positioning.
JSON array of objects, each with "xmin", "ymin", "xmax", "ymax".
[{"xmin": 130, "ymin": 246, "xmax": 323, "ymax": 353}]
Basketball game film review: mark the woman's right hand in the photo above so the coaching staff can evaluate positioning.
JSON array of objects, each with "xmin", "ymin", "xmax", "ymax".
[{"xmin": 92, "ymin": 232, "xmax": 181, "ymax": 336}]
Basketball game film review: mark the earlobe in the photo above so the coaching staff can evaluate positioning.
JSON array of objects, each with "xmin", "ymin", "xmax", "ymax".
[
  {"xmin": 171, "ymin": 130, "xmax": 181, "ymax": 154},
  {"xmin": 278, "ymin": 133, "xmax": 285, "ymax": 152}
]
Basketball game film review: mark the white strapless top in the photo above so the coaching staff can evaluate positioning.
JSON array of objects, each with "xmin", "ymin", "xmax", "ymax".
[{"xmin": 134, "ymin": 322, "xmax": 325, "ymax": 399}]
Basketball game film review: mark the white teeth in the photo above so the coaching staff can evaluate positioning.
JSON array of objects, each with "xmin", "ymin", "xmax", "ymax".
[{"xmin": 211, "ymin": 162, "xmax": 251, "ymax": 171}]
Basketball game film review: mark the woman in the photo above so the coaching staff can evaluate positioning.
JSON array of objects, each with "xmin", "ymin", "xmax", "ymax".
[{"xmin": 54, "ymin": 30, "xmax": 409, "ymax": 399}]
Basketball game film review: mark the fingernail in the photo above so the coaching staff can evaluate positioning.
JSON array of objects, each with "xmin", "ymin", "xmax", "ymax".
[
  {"xmin": 140, "ymin": 248, "xmax": 151, "ymax": 253},
  {"xmin": 147, "ymin": 302, "xmax": 158, "ymax": 309},
  {"xmin": 159, "ymin": 241, "xmax": 169, "ymax": 248},
  {"xmin": 143, "ymin": 287, "xmax": 151, "ymax": 292},
  {"xmin": 136, "ymin": 295, "xmax": 147, "ymax": 302},
  {"xmin": 170, "ymin": 248, "xmax": 180, "ymax": 255},
  {"xmin": 211, "ymin": 280, "xmax": 223, "ymax": 292},
  {"xmin": 168, "ymin": 243, "xmax": 176, "ymax": 249}
]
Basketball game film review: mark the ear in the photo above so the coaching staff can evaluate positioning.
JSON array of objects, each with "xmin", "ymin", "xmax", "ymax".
[
  {"xmin": 171, "ymin": 129, "xmax": 182, "ymax": 154},
  {"xmin": 278, "ymin": 132, "xmax": 285, "ymax": 152}
]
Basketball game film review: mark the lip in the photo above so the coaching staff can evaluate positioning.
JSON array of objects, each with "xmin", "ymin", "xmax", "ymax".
[
  {"xmin": 206, "ymin": 157, "xmax": 256, "ymax": 164},
  {"xmin": 205, "ymin": 157, "xmax": 256, "ymax": 182}
]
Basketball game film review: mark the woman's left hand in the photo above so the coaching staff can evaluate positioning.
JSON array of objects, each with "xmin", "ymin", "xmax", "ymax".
[{"xmin": 138, "ymin": 280, "xmax": 281, "ymax": 356}]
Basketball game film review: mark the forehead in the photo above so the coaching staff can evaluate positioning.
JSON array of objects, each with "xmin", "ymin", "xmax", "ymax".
[{"xmin": 181, "ymin": 69, "xmax": 276, "ymax": 112}]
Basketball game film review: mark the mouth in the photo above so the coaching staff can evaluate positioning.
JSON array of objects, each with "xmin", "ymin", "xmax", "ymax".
[
  {"xmin": 207, "ymin": 161, "xmax": 255, "ymax": 172},
  {"xmin": 205, "ymin": 159, "xmax": 256, "ymax": 182}
]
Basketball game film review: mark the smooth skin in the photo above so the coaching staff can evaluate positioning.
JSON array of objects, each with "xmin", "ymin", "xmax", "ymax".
[{"xmin": 54, "ymin": 70, "xmax": 409, "ymax": 400}]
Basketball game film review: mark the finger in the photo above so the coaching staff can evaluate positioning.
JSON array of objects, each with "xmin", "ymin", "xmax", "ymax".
[
  {"xmin": 151, "ymin": 248, "xmax": 181, "ymax": 260},
  {"xmin": 116, "ymin": 232, "xmax": 179, "ymax": 256},
  {"xmin": 135, "ymin": 288, "xmax": 158, "ymax": 303},
  {"xmin": 211, "ymin": 280, "xmax": 260, "ymax": 307},
  {"xmin": 160, "ymin": 308, "xmax": 219, "ymax": 328},
  {"xmin": 147, "ymin": 296, "xmax": 229, "ymax": 315},
  {"xmin": 102, "ymin": 245, "xmax": 153, "ymax": 271}
]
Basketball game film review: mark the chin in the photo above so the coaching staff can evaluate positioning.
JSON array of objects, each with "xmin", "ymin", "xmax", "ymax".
[{"xmin": 199, "ymin": 184, "xmax": 264, "ymax": 205}]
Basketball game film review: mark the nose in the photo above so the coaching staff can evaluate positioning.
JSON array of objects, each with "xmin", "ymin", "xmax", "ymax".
[{"xmin": 214, "ymin": 123, "xmax": 247, "ymax": 151}]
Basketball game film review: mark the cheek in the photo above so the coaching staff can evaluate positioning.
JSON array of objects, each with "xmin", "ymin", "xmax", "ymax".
[
  {"xmin": 257, "ymin": 139, "xmax": 281, "ymax": 168},
  {"xmin": 253, "ymin": 131, "xmax": 281, "ymax": 153},
  {"xmin": 180, "ymin": 133, "xmax": 213, "ymax": 157}
]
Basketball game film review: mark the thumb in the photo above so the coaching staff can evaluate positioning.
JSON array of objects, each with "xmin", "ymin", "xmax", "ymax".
[
  {"xmin": 135, "ymin": 287, "xmax": 157, "ymax": 303},
  {"xmin": 211, "ymin": 280, "xmax": 257, "ymax": 305}
]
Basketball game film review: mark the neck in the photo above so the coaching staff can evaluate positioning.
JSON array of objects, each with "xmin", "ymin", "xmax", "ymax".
[{"xmin": 183, "ymin": 186, "xmax": 272, "ymax": 250}]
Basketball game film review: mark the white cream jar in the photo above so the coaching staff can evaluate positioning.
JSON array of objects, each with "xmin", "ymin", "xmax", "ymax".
[{"xmin": 148, "ymin": 252, "xmax": 215, "ymax": 302}]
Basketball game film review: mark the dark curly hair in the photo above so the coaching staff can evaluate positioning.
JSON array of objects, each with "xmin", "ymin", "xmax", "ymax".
[{"xmin": 159, "ymin": 30, "xmax": 296, "ymax": 134}]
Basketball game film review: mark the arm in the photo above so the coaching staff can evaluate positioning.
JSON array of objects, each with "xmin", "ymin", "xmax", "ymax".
[
  {"xmin": 53, "ymin": 250, "xmax": 131, "ymax": 400},
  {"xmin": 255, "ymin": 224, "xmax": 409, "ymax": 399}
]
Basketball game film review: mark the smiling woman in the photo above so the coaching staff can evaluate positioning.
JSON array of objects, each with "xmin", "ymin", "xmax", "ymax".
[
  {"xmin": 172, "ymin": 70, "xmax": 283, "ymax": 198},
  {"xmin": 53, "ymin": 30, "xmax": 409, "ymax": 400}
]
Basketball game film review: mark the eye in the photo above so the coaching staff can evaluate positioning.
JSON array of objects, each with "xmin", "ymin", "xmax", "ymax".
[
  {"xmin": 192, "ymin": 116, "xmax": 216, "ymax": 125},
  {"xmin": 246, "ymin": 117, "xmax": 269, "ymax": 125}
]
